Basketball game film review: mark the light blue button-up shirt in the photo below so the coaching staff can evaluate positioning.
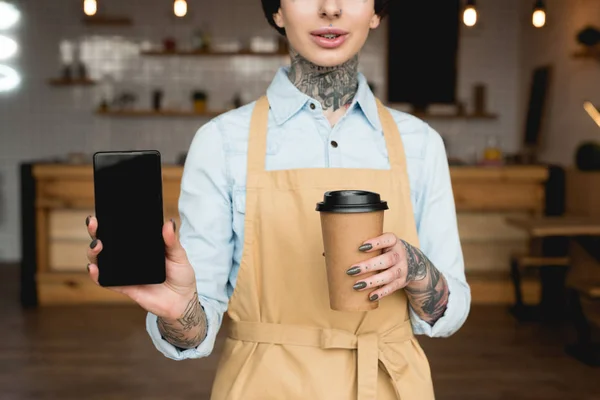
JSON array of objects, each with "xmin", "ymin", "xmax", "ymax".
[{"xmin": 146, "ymin": 67, "xmax": 471, "ymax": 361}]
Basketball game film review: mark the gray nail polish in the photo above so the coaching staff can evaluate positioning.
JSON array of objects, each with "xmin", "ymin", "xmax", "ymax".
[
  {"xmin": 86, "ymin": 263, "xmax": 90, "ymax": 272},
  {"xmin": 370, "ymin": 294, "xmax": 379, "ymax": 302},
  {"xmin": 90, "ymin": 239, "xmax": 98, "ymax": 249},
  {"xmin": 85, "ymin": 215, "xmax": 91, "ymax": 226},
  {"xmin": 346, "ymin": 267, "xmax": 361, "ymax": 276},
  {"xmin": 353, "ymin": 282, "xmax": 367, "ymax": 290},
  {"xmin": 171, "ymin": 219, "xmax": 176, "ymax": 232},
  {"xmin": 358, "ymin": 244, "xmax": 373, "ymax": 252}
]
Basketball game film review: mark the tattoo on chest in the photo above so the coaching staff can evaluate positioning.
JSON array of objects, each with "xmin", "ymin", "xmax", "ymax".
[{"xmin": 287, "ymin": 49, "xmax": 359, "ymax": 112}]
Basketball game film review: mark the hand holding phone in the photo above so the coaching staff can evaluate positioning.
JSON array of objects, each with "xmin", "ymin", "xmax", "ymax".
[
  {"xmin": 88, "ymin": 150, "xmax": 197, "ymax": 319},
  {"xmin": 86, "ymin": 215, "xmax": 197, "ymax": 320}
]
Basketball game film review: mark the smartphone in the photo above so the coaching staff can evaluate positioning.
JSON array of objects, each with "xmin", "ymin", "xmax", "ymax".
[{"xmin": 93, "ymin": 150, "xmax": 166, "ymax": 287}]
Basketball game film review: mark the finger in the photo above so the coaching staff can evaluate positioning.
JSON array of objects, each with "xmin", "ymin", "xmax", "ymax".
[
  {"xmin": 86, "ymin": 215, "xmax": 97, "ymax": 240},
  {"xmin": 87, "ymin": 263, "xmax": 130, "ymax": 296},
  {"xmin": 358, "ymin": 232, "xmax": 398, "ymax": 253},
  {"xmin": 346, "ymin": 250, "xmax": 401, "ymax": 276},
  {"xmin": 368, "ymin": 279, "xmax": 406, "ymax": 302},
  {"xmin": 86, "ymin": 238, "xmax": 102, "ymax": 264},
  {"xmin": 352, "ymin": 265, "xmax": 403, "ymax": 292},
  {"xmin": 87, "ymin": 263, "xmax": 100, "ymax": 285},
  {"xmin": 163, "ymin": 219, "xmax": 188, "ymax": 265}
]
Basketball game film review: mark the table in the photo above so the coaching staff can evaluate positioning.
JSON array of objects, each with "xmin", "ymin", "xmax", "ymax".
[
  {"xmin": 506, "ymin": 217, "xmax": 600, "ymax": 319},
  {"xmin": 506, "ymin": 216, "xmax": 600, "ymax": 366},
  {"xmin": 506, "ymin": 217, "xmax": 600, "ymax": 237}
]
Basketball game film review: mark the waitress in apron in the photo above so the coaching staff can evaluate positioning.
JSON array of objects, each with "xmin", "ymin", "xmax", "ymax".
[{"xmin": 85, "ymin": 0, "xmax": 471, "ymax": 398}]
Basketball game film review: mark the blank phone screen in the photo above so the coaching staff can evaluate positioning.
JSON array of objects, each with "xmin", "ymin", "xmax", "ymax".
[{"xmin": 93, "ymin": 151, "xmax": 166, "ymax": 287}]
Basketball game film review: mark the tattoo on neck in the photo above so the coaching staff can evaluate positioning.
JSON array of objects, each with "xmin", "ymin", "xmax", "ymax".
[
  {"xmin": 400, "ymin": 240, "xmax": 450, "ymax": 325},
  {"xmin": 287, "ymin": 48, "xmax": 359, "ymax": 111}
]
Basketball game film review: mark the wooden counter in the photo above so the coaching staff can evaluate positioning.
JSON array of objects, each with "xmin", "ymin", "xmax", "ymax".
[{"xmin": 21, "ymin": 164, "xmax": 548, "ymax": 306}]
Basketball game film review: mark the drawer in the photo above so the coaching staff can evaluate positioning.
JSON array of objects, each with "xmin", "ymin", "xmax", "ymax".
[
  {"xmin": 453, "ymin": 183, "xmax": 544, "ymax": 212},
  {"xmin": 37, "ymin": 272, "xmax": 134, "ymax": 305},
  {"xmin": 37, "ymin": 179, "xmax": 94, "ymax": 208},
  {"xmin": 37, "ymin": 180, "xmax": 181, "ymax": 209},
  {"xmin": 462, "ymin": 240, "xmax": 528, "ymax": 272},
  {"xmin": 457, "ymin": 212, "xmax": 529, "ymax": 242}
]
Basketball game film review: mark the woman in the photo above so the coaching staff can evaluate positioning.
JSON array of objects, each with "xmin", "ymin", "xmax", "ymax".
[{"xmin": 85, "ymin": 0, "xmax": 470, "ymax": 398}]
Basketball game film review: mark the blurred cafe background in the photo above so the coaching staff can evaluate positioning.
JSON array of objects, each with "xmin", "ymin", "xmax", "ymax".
[{"xmin": 1, "ymin": 0, "xmax": 600, "ymax": 399}]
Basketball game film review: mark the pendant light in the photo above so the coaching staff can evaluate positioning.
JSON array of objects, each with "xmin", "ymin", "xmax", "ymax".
[
  {"xmin": 0, "ymin": 1, "xmax": 20, "ymax": 30},
  {"xmin": 83, "ymin": 0, "xmax": 97, "ymax": 16},
  {"xmin": 174, "ymin": 0, "xmax": 187, "ymax": 17},
  {"xmin": 463, "ymin": 0, "xmax": 477, "ymax": 27},
  {"xmin": 532, "ymin": 0, "xmax": 546, "ymax": 28},
  {"xmin": 0, "ymin": 35, "xmax": 16, "ymax": 60},
  {"xmin": 0, "ymin": 64, "xmax": 19, "ymax": 91}
]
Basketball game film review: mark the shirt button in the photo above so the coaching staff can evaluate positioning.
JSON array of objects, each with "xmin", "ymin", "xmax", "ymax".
[
  {"xmin": 310, "ymin": 103, "xmax": 316, "ymax": 110},
  {"xmin": 331, "ymin": 141, "xmax": 338, "ymax": 148}
]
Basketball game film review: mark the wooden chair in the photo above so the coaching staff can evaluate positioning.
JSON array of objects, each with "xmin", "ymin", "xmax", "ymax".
[
  {"xmin": 509, "ymin": 253, "xmax": 570, "ymax": 321},
  {"xmin": 564, "ymin": 240, "xmax": 600, "ymax": 367}
]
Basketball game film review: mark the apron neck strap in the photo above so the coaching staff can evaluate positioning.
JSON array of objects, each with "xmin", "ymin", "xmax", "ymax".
[
  {"xmin": 247, "ymin": 96, "xmax": 270, "ymax": 175},
  {"xmin": 374, "ymin": 98, "xmax": 407, "ymax": 171},
  {"xmin": 247, "ymin": 96, "xmax": 407, "ymax": 175}
]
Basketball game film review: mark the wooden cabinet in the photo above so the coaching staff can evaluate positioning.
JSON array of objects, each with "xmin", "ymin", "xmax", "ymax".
[
  {"xmin": 22, "ymin": 164, "xmax": 548, "ymax": 306},
  {"xmin": 452, "ymin": 166, "xmax": 547, "ymax": 274}
]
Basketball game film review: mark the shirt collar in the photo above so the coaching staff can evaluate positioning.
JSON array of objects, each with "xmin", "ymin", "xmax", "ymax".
[{"xmin": 266, "ymin": 67, "xmax": 382, "ymax": 131}]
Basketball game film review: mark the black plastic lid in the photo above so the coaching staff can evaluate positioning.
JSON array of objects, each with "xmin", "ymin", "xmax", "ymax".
[{"xmin": 316, "ymin": 190, "xmax": 389, "ymax": 213}]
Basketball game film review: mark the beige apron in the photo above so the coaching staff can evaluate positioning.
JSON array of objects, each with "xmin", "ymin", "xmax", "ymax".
[{"xmin": 210, "ymin": 96, "xmax": 435, "ymax": 400}]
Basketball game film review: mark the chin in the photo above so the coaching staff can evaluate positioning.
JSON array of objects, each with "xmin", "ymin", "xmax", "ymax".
[{"xmin": 303, "ymin": 49, "xmax": 357, "ymax": 68}]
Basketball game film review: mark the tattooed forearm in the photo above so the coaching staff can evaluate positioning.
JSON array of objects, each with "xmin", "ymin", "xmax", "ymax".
[
  {"xmin": 287, "ymin": 48, "xmax": 359, "ymax": 111},
  {"xmin": 157, "ymin": 291, "xmax": 207, "ymax": 349},
  {"xmin": 401, "ymin": 240, "xmax": 428, "ymax": 282},
  {"xmin": 400, "ymin": 240, "xmax": 450, "ymax": 325}
]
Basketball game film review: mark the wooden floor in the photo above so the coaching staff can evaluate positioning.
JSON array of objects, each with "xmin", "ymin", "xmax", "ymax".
[{"xmin": 1, "ymin": 264, "xmax": 599, "ymax": 400}]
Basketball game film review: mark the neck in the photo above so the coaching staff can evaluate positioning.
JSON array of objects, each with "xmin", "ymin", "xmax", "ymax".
[{"xmin": 287, "ymin": 48, "xmax": 359, "ymax": 112}]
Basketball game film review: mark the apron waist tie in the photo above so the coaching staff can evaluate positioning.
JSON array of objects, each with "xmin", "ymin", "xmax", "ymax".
[{"xmin": 228, "ymin": 320, "xmax": 414, "ymax": 400}]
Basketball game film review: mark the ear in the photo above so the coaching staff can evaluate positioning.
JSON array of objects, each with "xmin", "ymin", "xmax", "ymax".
[
  {"xmin": 273, "ymin": 8, "xmax": 285, "ymax": 29},
  {"xmin": 370, "ymin": 13, "xmax": 381, "ymax": 29}
]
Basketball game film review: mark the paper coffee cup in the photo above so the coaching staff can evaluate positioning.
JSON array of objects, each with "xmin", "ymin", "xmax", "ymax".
[{"xmin": 316, "ymin": 190, "xmax": 389, "ymax": 312}]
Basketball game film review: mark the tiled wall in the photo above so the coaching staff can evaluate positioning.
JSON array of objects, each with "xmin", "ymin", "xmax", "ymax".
[
  {"xmin": 519, "ymin": 0, "xmax": 600, "ymax": 166},
  {"xmin": 0, "ymin": 0, "xmax": 522, "ymax": 262}
]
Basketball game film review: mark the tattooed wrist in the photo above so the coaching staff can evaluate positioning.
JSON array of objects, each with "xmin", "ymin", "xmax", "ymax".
[
  {"xmin": 400, "ymin": 239, "xmax": 450, "ymax": 325},
  {"xmin": 157, "ymin": 291, "xmax": 207, "ymax": 349},
  {"xmin": 400, "ymin": 239, "xmax": 429, "ymax": 284},
  {"xmin": 287, "ymin": 48, "xmax": 359, "ymax": 111}
]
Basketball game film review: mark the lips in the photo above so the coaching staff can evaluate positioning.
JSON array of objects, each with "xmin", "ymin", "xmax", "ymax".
[{"xmin": 310, "ymin": 28, "xmax": 349, "ymax": 49}]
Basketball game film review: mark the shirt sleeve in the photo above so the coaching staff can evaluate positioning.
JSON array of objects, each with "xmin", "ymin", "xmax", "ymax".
[
  {"xmin": 409, "ymin": 125, "xmax": 471, "ymax": 337},
  {"xmin": 146, "ymin": 119, "xmax": 234, "ymax": 360}
]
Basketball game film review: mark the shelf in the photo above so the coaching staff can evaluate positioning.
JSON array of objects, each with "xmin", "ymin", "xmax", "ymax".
[
  {"xmin": 413, "ymin": 112, "xmax": 498, "ymax": 120},
  {"xmin": 82, "ymin": 16, "xmax": 133, "ymax": 26},
  {"xmin": 140, "ymin": 49, "xmax": 289, "ymax": 57},
  {"xmin": 96, "ymin": 108, "xmax": 496, "ymax": 120},
  {"xmin": 573, "ymin": 47, "xmax": 600, "ymax": 60},
  {"xmin": 48, "ymin": 78, "xmax": 97, "ymax": 87},
  {"xmin": 95, "ymin": 109, "xmax": 228, "ymax": 118},
  {"xmin": 390, "ymin": 110, "xmax": 498, "ymax": 120}
]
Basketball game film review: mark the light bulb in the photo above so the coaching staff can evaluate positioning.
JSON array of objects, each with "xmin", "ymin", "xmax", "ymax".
[
  {"xmin": 0, "ymin": 64, "xmax": 20, "ymax": 91},
  {"xmin": 463, "ymin": 7, "xmax": 477, "ymax": 27},
  {"xmin": 532, "ymin": 1, "xmax": 546, "ymax": 28},
  {"xmin": 0, "ymin": 35, "xmax": 17, "ymax": 60},
  {"xmin": 0, "ymin": 1, "xmax": 20, "ymax": 30},
  {"xmin": 532, "ymin": 10, "xmax": 545, "ymax": 28},
  {"xmin": 84, "ymin": 0, "xmax": 97, "ymax": 16},
  {"xmin": 174, "ymin": 0, "xmax": 187, "ymax": 17}
]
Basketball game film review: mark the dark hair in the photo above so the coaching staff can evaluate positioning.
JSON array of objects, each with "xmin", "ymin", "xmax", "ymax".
[{"xmin": 261, "ymin": 0, "xmax": 390, "ymax": 36}]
